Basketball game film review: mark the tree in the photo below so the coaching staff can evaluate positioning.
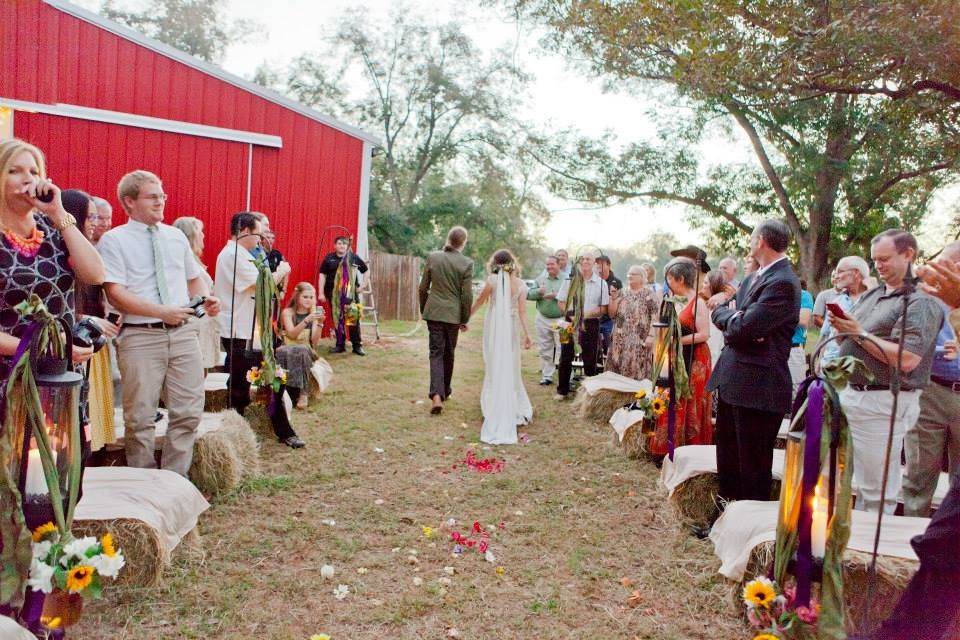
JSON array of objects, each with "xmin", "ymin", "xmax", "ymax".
[
  {"xmin": 509, "ymin": 1, "xmax": 960, "ymax": 288},
  {"xmin": 101, "ymin": 0, "xmax": 257, "ymax": 63},
  {"xmin": 280, "ymin": 8, "xmax": 545, "ymax": 267}
]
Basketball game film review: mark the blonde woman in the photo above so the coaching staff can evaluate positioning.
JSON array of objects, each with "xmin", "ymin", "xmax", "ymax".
[
  {"xmin": 278, "ymin": 282, "xmax": 325, "ymax": 409},
  {"xmin": 606, "ymin": 265, "xmax": 657, "ymax": 380},
  {"xmin": 173, "ymin": 216, "xmax": 220, "ymax": 369},
  {"xmin": 470, "ymin": 249, "xmax": 533, "ymax": 445}
]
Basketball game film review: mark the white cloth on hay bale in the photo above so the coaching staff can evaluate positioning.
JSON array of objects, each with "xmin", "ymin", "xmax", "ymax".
[
  {"xmin": 311, "ymin": 357, "xmax": 333, "ymax": 393},
  {"xmin": 609, "ymin": 408, "xmax": 647, "ymax": 442},
  {"xmin": 204, "ymin": 371, "xmax": 229, "ymax": 391},
  {"xmin": 659, "ymin": 444, "xmax": 950, "ymax": 508},
  {"xmin": 708, "ymin": 499, "xmax": 930, "ymax": 581},
  {"xmin": 0, "ymin": 616, "xmax": 33, "ymax": 639},
  {"xmin": 75, "ymin": 467, "xmax": 209, "ymax": 555},
  {"xmin": 660, "ymin": 445, "xmax": 786, "ymax": 495},
  {"xmin": 112, "ymin": 408, "xmax": 245, "ymax": 442},
  {"xmin": 579, "ymin": 371, "xmax": 652, "ymax": 396}
]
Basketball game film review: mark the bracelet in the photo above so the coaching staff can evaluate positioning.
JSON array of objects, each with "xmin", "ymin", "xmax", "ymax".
[{"xmin": 54, "ymin": 212, "xmax": 77, "ymax": 232}]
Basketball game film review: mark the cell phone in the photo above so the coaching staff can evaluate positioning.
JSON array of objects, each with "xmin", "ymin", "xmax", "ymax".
[{"xmin": 825, "ymin": 302, "xmax": 849, "ymax": 320}]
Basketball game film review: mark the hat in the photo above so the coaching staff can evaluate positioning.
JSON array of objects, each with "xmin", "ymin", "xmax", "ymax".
[{"xmin": 670, "ymin": 245, "xmax": 711, "ymax": 273}]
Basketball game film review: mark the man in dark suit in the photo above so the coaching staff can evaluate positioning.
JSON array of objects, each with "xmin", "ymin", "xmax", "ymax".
[
  {"xmin": 707, "ymin": 219, "xmax": 801, "ymax": 503},
  {"xmin": 418, "ymin": 226, "xmax": 474, "ymax": 415}
]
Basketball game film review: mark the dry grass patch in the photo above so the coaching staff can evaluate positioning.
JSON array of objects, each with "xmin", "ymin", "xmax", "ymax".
[{"xmin": 74, "ymin": 314, "xmax": 745, "ymax": 639}]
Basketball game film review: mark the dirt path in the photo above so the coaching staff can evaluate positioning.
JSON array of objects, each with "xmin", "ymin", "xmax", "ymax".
[{"xmin": 75, "ymin": 323, "xmax": 745, "ymax": 639}]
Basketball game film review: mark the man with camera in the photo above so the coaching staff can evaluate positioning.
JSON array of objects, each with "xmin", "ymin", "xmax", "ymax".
[
  {"xmin": 213, "ymin": 212, "xmax": 303, "ymax": 448},
  {"xmin": 98, "ymin": 170, "xmax": 220, "ymax": 476}
]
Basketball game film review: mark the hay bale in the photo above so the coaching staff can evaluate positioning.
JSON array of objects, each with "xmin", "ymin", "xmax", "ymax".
[
  {"xmin": 72, "ymin": 519, "xmax": 167, "ymax": 587},
  {"xmin": 573, "ymin": 387, "xmax": 635, "ymax": 423},
  {"xmin": 670, "ymin": 473, "xmax": 721, "ymax": 528},
  {"xmin": 243, "ymin": 403, "xmax": 274, "ymax": 440},
  {"xmin": 739, "ymin": 542, "xmax": 917, "ymax": 634},
  {"xmin": 204, "ymin": 388, "xmax": 229, "ymax": 412},
  {"xmin": 219, "ymin": 409, "xmax": 261, "ymax": 478},
  {"xmin": 188, "ymin": 428, "xmax": 242, "ymax": 497}
]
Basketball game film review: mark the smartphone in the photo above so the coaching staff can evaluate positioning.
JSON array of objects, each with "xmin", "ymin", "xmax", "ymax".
[{"xmin": 825, "ymin": 302, "xmax": 849, "ymax": 320}]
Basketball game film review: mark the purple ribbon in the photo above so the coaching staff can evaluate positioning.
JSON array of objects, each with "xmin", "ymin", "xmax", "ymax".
[
  {"xmin": 666, "ymin": 374, "xmax": 677, "ymax": 461},
  {"xmin": 795, "ymin": 379, "xmax": 826, "ymax": 606}
]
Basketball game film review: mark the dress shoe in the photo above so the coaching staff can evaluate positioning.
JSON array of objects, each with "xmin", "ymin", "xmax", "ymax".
[
  {"xmin": 690, "ymin": 524, "xmax": 712, "ymax": 539},
  {"xmin": 329, "ymin": 345, "xmax": 346, "ymax": 354},
  {"xmin": 539, "ymin": 379, "xmax": 553, "ymax": 386},
  {"xmin": 430, "ymin": 405, "xmax": 442, "ymax": 415},
  {"xmin": 281, "ymin": 435, "xmax": 306, "ymax": 449},
  {"xmin": 352, "ymin": 346, "xmax": 366, "ymax": 356}
]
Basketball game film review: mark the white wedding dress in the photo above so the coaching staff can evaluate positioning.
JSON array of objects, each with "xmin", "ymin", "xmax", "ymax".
[{"xmin": 480, "ymin": 271, "xmax": 533, "ymax": 445}]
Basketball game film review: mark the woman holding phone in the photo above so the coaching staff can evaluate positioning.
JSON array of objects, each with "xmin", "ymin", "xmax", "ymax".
[{"xmin": 278, "ymin": 282, "xmax": 325, "ymax": 409}]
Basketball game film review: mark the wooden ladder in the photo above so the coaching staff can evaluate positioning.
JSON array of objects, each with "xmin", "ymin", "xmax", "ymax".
[{"xmin": 358, "ymin": 278, "xmax": 381, "ymax": 341}]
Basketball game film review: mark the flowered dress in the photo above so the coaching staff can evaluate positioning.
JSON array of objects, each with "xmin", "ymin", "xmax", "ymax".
[
  {"xmin": 606, "ymin": 287, "xmax": 657, "ymax": 380},
  {"xmin": 647, "ymin": 297, "xmax": 712, "ymax": 456}
]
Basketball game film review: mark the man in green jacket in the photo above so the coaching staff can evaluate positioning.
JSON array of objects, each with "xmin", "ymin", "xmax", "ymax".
[
  {"xmin": 419, "ymin": 226, "xmax": 474, "ymax": 415},
  {"xmin": 527, "ymin": 255, "xmax": 565, "ymax": 385}
]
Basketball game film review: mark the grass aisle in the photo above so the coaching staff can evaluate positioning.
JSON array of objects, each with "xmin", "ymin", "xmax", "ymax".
[{"xmin": 75, "ymin": 317, "xmax": 745, "ymax": 639}]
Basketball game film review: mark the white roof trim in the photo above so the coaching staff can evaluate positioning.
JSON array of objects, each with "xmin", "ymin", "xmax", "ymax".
[
  {"xmin": 42, "ymin": 0, "xmax": 381, "ymax": 145},
  {"xmin": 0, "ymin": 97, "xmax": 283, "ymax": 147}
]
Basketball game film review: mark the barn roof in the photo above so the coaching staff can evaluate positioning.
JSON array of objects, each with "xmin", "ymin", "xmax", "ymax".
[{"xmin": 44, "ymin": 0, "xmax": 381, "ymax": 145}]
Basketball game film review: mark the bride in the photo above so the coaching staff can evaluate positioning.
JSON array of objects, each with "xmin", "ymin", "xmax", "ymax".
[{"xmin": 471, "ymin": 250, "xmax": 533, "ymax": 445}]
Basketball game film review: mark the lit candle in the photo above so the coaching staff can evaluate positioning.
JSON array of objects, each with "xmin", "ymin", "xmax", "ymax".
[
  {"xmin": 24, "ymin": 448, "xmax": 57, "ymax": 497},
  {"xmin": 810, "ymin": 485, "xmax": 828, "ymax": 558}
]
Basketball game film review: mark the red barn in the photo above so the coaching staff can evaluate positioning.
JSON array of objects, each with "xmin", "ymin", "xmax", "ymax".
[{"xmin": 0, "ymin": 0, "xmax": 378, "ymax": 293}]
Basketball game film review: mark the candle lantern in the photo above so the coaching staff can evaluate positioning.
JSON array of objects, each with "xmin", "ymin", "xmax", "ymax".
[
  {"xmin": 12, "ymin": 319, "xmax": 83, "ymax": 531},
  {"xmin": 650, "ymin": 299, "xmax": 674, "ymax": 388},
  {"xmin": 773, "ymin": 377, "xmax": 854, "ymax": 635}
]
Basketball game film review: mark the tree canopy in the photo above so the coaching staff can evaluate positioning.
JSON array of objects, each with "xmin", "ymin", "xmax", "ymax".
[{"xmin": 510, "ymin": 0, "xmax": 960, "ymax": 287}]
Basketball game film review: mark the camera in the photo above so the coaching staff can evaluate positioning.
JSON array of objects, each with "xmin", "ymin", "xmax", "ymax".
[
  {"xmin": 73, "ymin": 318, "xmax": 107, "ymax": 353},
  {"xmin": 187, "ymin": 296, "xmax": 207, "ymax": 319}
]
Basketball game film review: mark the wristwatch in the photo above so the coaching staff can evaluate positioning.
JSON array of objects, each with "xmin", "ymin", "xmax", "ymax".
[{"xmin": 54, "ymin": 212, "xmax": 77, "ymax": 232}]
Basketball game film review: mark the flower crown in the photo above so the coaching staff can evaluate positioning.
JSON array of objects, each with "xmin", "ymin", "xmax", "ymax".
[{"xmin": 493, "ymin": 262, "xmax": 515, "ymax": 274}]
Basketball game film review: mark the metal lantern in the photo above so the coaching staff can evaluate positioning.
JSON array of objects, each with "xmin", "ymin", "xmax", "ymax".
[
  {"xmin": 13, "ymin": 320, "xmax": 82, "ymax": 531},
  {"xmin": 650, "ymin": 299, "xmax": 674, "ymax": 387}
]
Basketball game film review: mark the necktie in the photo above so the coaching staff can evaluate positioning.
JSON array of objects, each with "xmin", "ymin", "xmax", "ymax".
[{"xmin": 148, "ymin": 225, "xmax": 171, "ymax": 305}]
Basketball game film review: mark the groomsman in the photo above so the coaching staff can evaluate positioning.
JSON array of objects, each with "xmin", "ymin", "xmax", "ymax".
[
  {"xmin": 527, "ymin": 256, "xmax": 565, "ymax": 385},
  {"xmin": 555, "ymin": 254, "xmax": 609, "ymax": 400},
  {"xmin": 707, "ymin": 219, "xmax": 800, "ymax": 504},
  {"xmin": 419, "ymin": 226, "xmax": 474, "ymax": 415}
]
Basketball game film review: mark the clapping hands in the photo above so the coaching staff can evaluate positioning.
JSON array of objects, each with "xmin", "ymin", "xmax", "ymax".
[{"xmin": 918, "ymin": 260, "xmax": 960, "ymax": 309}]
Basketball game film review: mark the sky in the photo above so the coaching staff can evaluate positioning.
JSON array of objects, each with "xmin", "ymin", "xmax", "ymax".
[{"xmin": 75, "ymin": 0, "xmax": 957, "ymax": 253}]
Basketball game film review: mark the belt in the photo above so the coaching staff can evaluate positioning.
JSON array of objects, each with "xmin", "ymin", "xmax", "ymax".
[
  {"xmin": 122, "ymin": 321, "xmax": 182, "ymax": 330},
  {"xmin": 850, "ymin": 383, "xmax": 915, "ymax": 392},
  {"xmin": 931, "ymin": 375, "xmax": 960, "ymax": 393}
]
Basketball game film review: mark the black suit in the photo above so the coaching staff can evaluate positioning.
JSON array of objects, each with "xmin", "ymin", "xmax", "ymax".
[{"xmin": 708, "ymin": 257, "xmax": 800, "ymax": 502}]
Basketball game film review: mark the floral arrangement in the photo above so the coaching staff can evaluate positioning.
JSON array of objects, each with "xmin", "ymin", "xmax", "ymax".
[
  {"xmin": 344, "ymin": 302, "xmax": 363, "ymax": 327},
  {"xmin": 742, "ymin": 576, "xmax": 819, "ymax": 640},
  {"xmin": 28, "ymin": 523, "xmax": 124, "ymax": 599},
  {"xmin": 246, "ymin": 362, "xmax": 287, "ymax": 392},
  {"xmin": 554, "ymin": 322, "xmax": 575, "ymax": 345},
  {"xmin": 625, "ymin": 388, "xmax": 669, "ymax": 421},
  {"xmin": 463, "ymin": 450, "xmax": 505, "ymax": 474},
  {"xmin": 450, "ymin": 521, "xmax": 497, "ymax": 562}
]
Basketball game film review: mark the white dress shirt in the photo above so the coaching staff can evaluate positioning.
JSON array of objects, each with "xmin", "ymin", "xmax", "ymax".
[
  {"xmin": 557, "ymin": 273, "xmax": 610, "ymax": 314},
  {"xmin": 98, "ymin": 219, "xmax": 201, "ymax": 324},
  {"xmin": 213, "ymin": 241, "xmax": 260, "ymax": 340},
  {"xmin": 754, "ymin": 255, "xmax": 788, "ymax": 279}
]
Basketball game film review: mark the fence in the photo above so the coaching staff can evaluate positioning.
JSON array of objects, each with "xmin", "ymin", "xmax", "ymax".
[{"xmin": 368, "ymin": 251, "xmax": 422, "ymax": 321}]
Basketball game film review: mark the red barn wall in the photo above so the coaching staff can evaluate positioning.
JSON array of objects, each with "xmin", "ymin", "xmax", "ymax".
[{"xmin": 1, "ymin": 0, "xmax": 367, "ymax": 295}]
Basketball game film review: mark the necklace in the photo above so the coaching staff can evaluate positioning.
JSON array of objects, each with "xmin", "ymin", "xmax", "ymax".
[{"xmin": 0, "ymin": 216, "xmax": 44, "ymax": 258}]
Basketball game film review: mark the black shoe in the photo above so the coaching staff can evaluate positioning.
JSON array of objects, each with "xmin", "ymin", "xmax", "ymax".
[
  {"xmin": 329, "ymin": 345, "xmax": 346, "ymax": 354},
  {"xmin": 539, "ymin": 379, "xmax": 553, "ymax": 386},
  {"xmin": 352, "ymin": 346, "xmax": 366, "ymax": 356},
  {"xmin": 690, "ymin": 524, "xmax": 712, "ymax": 539},
  {"xmin": 281, "ymin": 435, "xmax": 305, "ymax": 449}
]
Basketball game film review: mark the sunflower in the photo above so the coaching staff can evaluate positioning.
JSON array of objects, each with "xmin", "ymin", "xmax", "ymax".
[
  {"xmin": 633, "ymin": 389, "xmax": 647, "ymax": 400},
  {"xmin": 650, "ymin": 397, "xmax": 667, "ymax": 416},
  {"xmin": 66, "ymin": 565, "xmax": 95, "ymax": 593},
  {"xmin": 753, "ymin": 635, "xmax": 780, "ymax": 640},
  {"xmin": 32, "ymin": 522, "xmax": 57, "ymax": 543},
  {"xmin": 245, "ymin": 367, "xmax": 261, "ymax": 384},
  {"xmin": 40, "ymin": 616, "xmax": 62, "ymax": 630},
  {"xmin": 100, "ymin": 533, "xmax": 117, "ymax": 558},
  {"xmin": 743, "ymin": 577, "xmax": 777, "ymax": 609}
]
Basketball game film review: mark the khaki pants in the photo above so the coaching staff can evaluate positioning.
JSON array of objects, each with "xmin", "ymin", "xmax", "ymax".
[
  {"xmin": 788, "ymin": 345, "xmax": 807, "ymax": 398},
  {"xmin": 903, "ymin": 382, "xmax": 960, "ymax": 516},
  {"xmin": 839, "ymin": 388, "xmax": 921, "ymax": 514},
  {"xmin": 535, "ymin": 312, "xmax": 560, "ymax": 381},
  {"xmin": 116, "ymin": 324, "xmax": 204, "ymax": 476}
]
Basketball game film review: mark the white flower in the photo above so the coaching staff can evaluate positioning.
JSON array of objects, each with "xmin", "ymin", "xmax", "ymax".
[
  {"xmin": 89, "ymin": 552, "xmax": 125, "ymax": 579},
  {"xmin": 27, "ymin": 558, "xmax": 54, "ymax": 594},
  {"xmin": 446, "ymin": 518, "xmax": 457, "ymax": 527},
  {"xmin": 321, "ymin": 564, "xmax": 335, "ymax": 580},
  {"xmin": 373, "ymin": 447, "xmax": 384, "ymax": 454},
  {"xmin": 31, "ymin": 540, "xmax": 52, "ymax": 562},
  {"xmin": 333, "ymin": 584, "xmax": 349, "ymax": 600},
  {"xmin": 61, "ymin": 536, "xmax": 98, "ymax": 566},
  {"xmin": 484, "ymin": 550, "xmax": 496, "ymax": 564}
]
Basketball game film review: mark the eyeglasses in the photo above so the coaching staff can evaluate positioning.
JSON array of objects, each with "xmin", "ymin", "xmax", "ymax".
[{"xmin": 138, "ymin": 193, "xmax": 168, "ymax": 203}]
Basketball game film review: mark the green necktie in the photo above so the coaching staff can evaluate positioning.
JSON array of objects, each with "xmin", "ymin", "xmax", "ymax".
[{"xmin": 148, "ymin": 225, "xmax": 171, "ymax": 305}]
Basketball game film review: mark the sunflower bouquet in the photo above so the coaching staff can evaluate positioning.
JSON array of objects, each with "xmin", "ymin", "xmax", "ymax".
[
  {"xmin": 246, "ymin": 362, "xmax": 288, "ymax": 392},
  {"xmin": 344, "ymin": 302, "xmax": 363, "ymax": 327},
  {"xmin": 742, "ymin": 576, "xmax": 819, "ymax": 640},
  {"xmin": 27, "ymin": 522, "xmax": 125, "ymax": 600},
  {"xmin": 625, "ymin": 388, "xmax": 669, "ymax": 421},
  {"xmin": 554, "ymin": 321, "xmax": 575, "ymax": 345}
]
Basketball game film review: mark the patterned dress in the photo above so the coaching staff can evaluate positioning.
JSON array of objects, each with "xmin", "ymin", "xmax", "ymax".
[
  {"xmin": 647, "ymin": 297, "xmax": 713, "ymax": 456},
  {"xmin": 606, "ymin": 287, "xmax": 657, "ymax": 380}
]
